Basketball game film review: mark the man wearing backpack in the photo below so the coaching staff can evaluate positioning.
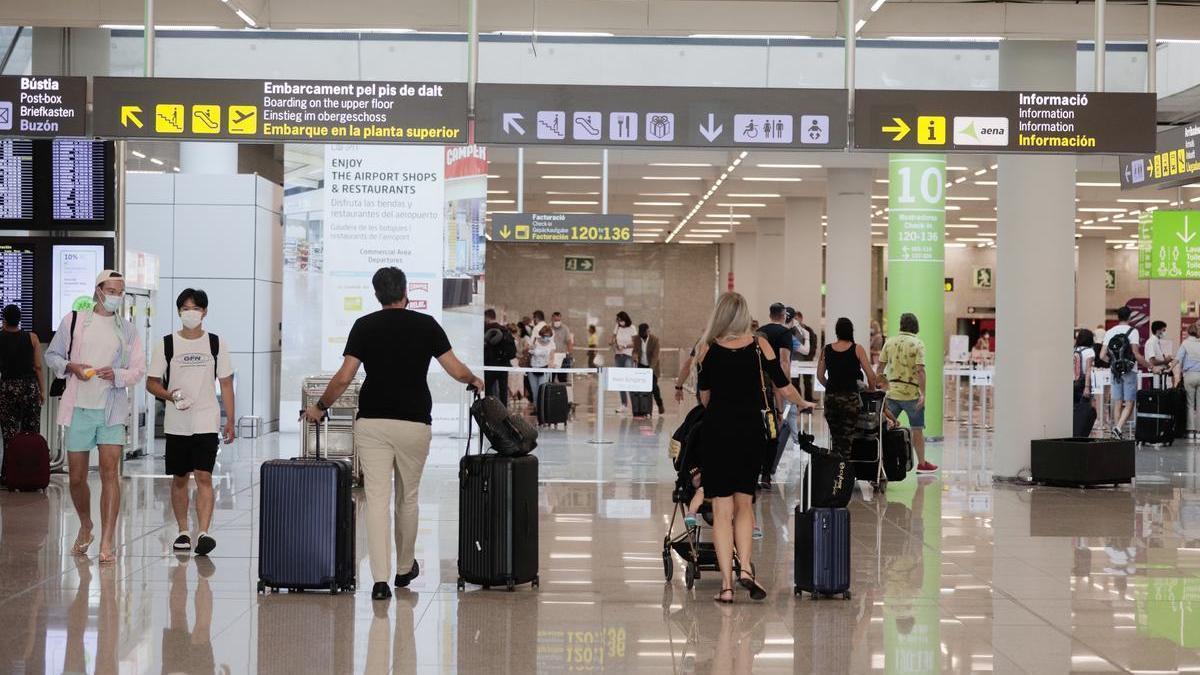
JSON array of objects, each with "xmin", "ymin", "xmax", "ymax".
[
  {"xmin": 1100, "ymin": 306, "xmax": 1154, "ymax": 439},
  {"xmin": 146, "ymin": 289, "xmax": 235, "ymax": 556},
  {"xmin": 484, "ymin": 309, "xmax": 516, "ymax": 406}
]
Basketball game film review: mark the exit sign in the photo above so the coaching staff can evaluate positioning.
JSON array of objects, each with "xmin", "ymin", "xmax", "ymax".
[{"xmin": 565, "ymin": 256, "xmax": 595, "ymax": 273}]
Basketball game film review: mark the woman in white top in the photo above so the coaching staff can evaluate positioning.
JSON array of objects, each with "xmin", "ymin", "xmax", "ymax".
[
  {"xmin": 528, "ymin": 325, "xmax": 557, "ymax": 419},
  {"xmin": 1074, "ymin": 328, "xmax": 1096, "ymax": 403},
  {"xmin": 609, "ymin": 311, "xmax": 637, "ymax": 412},
  {"xmin": 1172, "ymin": 322, "xmax": 1200, "ymax": 433}
]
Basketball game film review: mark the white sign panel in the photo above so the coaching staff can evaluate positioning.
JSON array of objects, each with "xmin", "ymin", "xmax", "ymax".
[
  {"xmin": 606, "ymin": 367, "xmax": 654, "ymax": 392},
  {"xmin": 949, "ymin": 334, "xmax": 970, "ymax": 363},
  {"xmin": 321, "ymin": 144, "xmax": 445, "ymax": 370},
  {"xmin": 969, "ymin": 369, "xmax": 994, "ymax": 387},
  {"xmin": 52, "ymin": 244, "xmax": 104, "ymax": 320}
]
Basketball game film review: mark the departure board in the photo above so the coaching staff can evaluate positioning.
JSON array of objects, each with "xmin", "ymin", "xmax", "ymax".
[
  {"xmin": 0, "ymin": 243, "xmax": 35, "ymax": 331},
  {"xmin": 0, "ymin": 139, "xmax": 33, "ymax": 220},
  {"xmin": 52, "ymin": 140, "xmax": 105, "ymax": 220}
]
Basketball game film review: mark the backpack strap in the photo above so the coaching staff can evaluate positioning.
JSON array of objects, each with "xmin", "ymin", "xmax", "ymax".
[
  {"xmin": 163, "ymin": 334, "xmax": 174, "ymax": 389},
  {"xmin": 209, "ymin": 333, "xmax": 220, "ymax": 380},
  {"xmin": 66, "ymin": 310, "xmax": 78, "ymax": 359}
]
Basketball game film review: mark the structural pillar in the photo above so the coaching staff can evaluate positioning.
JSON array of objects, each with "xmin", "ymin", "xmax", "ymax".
[
  {"xmin": 733, "ymin": 231, "xmax": 760, "ymax": 317},
  {"xmin": 785, "ymin": 197, "xmax": 824, "ymax": 325},
  {"xmin": 994, "ymin": 40, "xmax": 1077, "ymax": 477},
  {"xmin": 757, "ymin": 218, "xmax": 786, "ymax": 318},
  {"xmin": 180, "ymin": 143, "xmax": 239, "ymax": 174},
  {"xmin": 1149, "ymin": 279, "xmax": 1182, "ymax": 349},
  {"xmin": 825, "ymin": 169, "xmax": 874, "ymax": 341},
  {"xmin": 1076, "ymin": 236, "xmax": 1107, "ymax": 330}
]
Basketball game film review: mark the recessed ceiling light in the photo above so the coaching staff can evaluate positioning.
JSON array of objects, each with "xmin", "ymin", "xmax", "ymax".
[
  {"xmin": 1078, "ymin": 207, "xmax": 1126, "ymax": 213},
  {"xmin": 535, "ymin": 160, "xmax": 600, "ymax": 166},
  {"xmin": 974, "ymin": 180, "xmax": 997, "ymax": 186},
  {"xmin": 638, "ymin": 192, "xmax": 692, "ymax": 197},
  {"xmin": 1116, "ymin": 198, "xmax": 1170, "ymax": 203},
  {"xmin": 548, "ymin": 200, "xmax": 599, "ymax": 205},
  {"xmin": 1080, "ymin": 225, "xmax": 1121, "ymax": 230},
  {"xmin": 545, "ymin": 191, "xmax": 600, "ymax": 195},
  {"xmin": 488, "ymin": 199, "xmax": 515, "ymax": 204},
  {"xmin": 149, "ymin": 157, "xmax": 164, "ymax": 165},
  {"xmin": 542, "ymin": 175, "xmax": 600, "ymax": 180},
  {"xmin": 945, "ymin": 224, "xmax": 979, "ymax": 229},
  {"xmin": 726, "ymin": 193, "xmax": 780, "ymax": 198},
  {"xmin": 960, "ymin": 217, "xmax": 997, "ymax": 222},
  {"xmin": 634, "ymin": 201, "xmax": 684, "ymax": 206},
  {"xmin": 946, "ymin": 166, "xmax": 968, "ymax": 171},
  {"xmin": 946, "ymin": 196, "xmax": 989, "ymax": 201},
  {"xmin": 487, "ymin": 189, "xmax": 509, "ymax": 195},
  {"xmin": 755, "ymin": 163, "xmax": 821, "ymax": 169},
  {"xmin": 715, "ymin": 202, "xmax": 767, "ymax": 208},
  {"xmin": 974, "ymin": 169, "xmax": 987, "ymax": 176},
  {"xmin": 741, "ymin": 176, "xmax": 802, "ymax": 182}
]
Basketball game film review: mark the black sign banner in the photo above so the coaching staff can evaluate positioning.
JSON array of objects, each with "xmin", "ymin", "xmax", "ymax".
[
  {"xmin": 490, "ymin": 213, "xmax": 634, "ymax": 243},
  {"xmin": 93, "ymin": 77, "xmax": 468, "ymax": 143},
  {"xmin": 854, "ymin": 89, "xmax": 1156, "ymax": 154},
  {"xmin": 476, "ymin": 84, "xmax": 848, "ymax": 150},
  {"xmin": 1119, "ymin": 123, "xmax": 1200, "ymax": 190},
  {"xmin": 0, "ymin": 76, "xmax": 88, "ymax": 137}
]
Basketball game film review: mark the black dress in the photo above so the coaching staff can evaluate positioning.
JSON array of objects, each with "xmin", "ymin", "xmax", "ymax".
[{"xmin": 696, "ymin": 340, "xmax": 791, "ymax": 498}]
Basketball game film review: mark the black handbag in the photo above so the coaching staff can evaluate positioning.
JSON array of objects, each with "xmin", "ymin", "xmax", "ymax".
[
  {"xmin": 798, "ymin": 433, "xmax": 854, "ymax": 508},
  {"xmin": 469, "ymin": 395, "xmax": 538, "ymax": 457},
  {"xmin": 754, "ymin": 341, "xmax": 779, "ymax": 441},
  {"xmin": 48, "ymin": 310, "xmax": 79, "ymax": 398}
]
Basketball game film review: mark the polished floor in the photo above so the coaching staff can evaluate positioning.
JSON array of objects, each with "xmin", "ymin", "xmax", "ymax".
[{"xmin": 2, "ymin": 400, "xmax": 1200, "ymax": 674}]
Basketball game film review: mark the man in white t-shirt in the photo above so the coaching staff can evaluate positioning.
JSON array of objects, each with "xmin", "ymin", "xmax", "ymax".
[
  {"xmin": 146, "ymin": 289, "xmax": 235, "ymax": 556},
  {"xmin": 1100, "ymin": 307, "xmax": 1155, "ymax": 439}
]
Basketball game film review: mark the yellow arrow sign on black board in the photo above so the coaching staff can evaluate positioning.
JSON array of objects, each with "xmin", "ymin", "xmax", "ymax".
[
  {"xmin": 882, "ymin": 117, "xmax": 909, "ymax": 142},
  {"xmin": 121, "ymin": 105, "xmax": 143, "ymax": 129}
]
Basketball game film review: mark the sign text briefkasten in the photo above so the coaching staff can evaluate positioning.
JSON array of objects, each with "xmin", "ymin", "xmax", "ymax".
[
  {"xmin": 490, "ymin": 214, "xmax": 633, "ymax": 244},
  {"xmin": 854, "ymin": 90, "xmax": 1156, "ymax": 154},
  {"xmin": 1139, "ymin": 211, "xmax": 1200, "ymax": 280},
  {"xmin": 0, "ymin": 76, "xmax": 87, "ymax": 137},
  {"xmin": 92, "ymin": 77, "xmax": 468, "ymax": 143}
]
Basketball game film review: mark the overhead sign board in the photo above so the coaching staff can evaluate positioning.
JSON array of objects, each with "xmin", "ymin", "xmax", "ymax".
[
  {"xmin": 475, "ymin": 84, "xmax": 848, "ymax": 149},
  {"xmin": 0, "ymin": 76, "xmax": 87, "ymax": 137},
  {"xmin": 490, "ymin": 213, "xmax": 633, "ymax": 243},
  {"xmin": 854, "ymin": 90, "xmax": 1156, "ymax": 154},
  {"xmin": 1119, "ymin": 123, "xmax": 1200, "ymax": 190},
  {"xmin": 1138, "ymin": 210, "xmax": 1200, "ymax": 280},
  {"xmin": 93, "ymin": 77, "xmax": 468, "ymax": 143}
]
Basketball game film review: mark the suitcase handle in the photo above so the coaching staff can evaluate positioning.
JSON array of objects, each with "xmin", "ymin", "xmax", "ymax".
[{"xmin": 298, "ymin": 412, "xmax": 328, "ymax": 460}]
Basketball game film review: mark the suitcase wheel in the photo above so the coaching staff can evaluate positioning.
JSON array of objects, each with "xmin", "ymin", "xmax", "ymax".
[
  {"xmin": 330, "ymin": 582, "xmax": 339, "ymax": 595},
  {"xmin": 842, "ymin": 591, "xmax": 852, "ymax": 600},
  {"xmin": 506, "ymin": 581, "xmax": 515, "ymax": 592},
  {"xmin": 257, "ymin": 581, "xmax": 265, "ymax": 594},
  {"xmin": 532, "ymin": 576, "xmax": 540, "ymax": 589},
  {"xmin": 794, "ymin": 587, "xmax": 801, "ymax": 597},
  {"xmin": 457, "ymin": 577, "xmax": 466, "ymax": 591}
]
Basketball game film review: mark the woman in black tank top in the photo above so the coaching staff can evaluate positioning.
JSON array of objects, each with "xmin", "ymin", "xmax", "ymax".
[
  {"xmin": 0, "ymin": 304, "xmax": 44, "ymax": 444},
  {"xmin": 817, "ymin": 317, "xmax": 879, "ymax": 460}
]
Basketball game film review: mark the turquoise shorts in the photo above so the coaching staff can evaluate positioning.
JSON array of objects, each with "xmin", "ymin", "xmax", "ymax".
[{"xmin": 66, "ymin": 407, "xmax": 125, "ymax": 452}]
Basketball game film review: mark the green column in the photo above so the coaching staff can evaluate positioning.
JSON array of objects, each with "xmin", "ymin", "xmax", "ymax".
[{"xmin": 887, "ymin": 154, "xmax": 945, "ymax": 438}]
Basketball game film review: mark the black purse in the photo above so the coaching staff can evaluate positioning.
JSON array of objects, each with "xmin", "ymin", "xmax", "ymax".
[{"xmin": 48, "ymin": 310, "xmax": 79, "ymax": 398}]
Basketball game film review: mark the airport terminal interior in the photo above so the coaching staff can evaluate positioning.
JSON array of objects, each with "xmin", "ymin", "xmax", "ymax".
[{"xmin": 3, "ymin": 0, "xmax": 1200, "ymax": 673}]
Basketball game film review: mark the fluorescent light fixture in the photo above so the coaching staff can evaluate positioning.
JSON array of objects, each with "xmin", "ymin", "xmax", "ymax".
[
  {"xmin": 648, "ymin": 162, "xmax": 712, "ymax": 167},
  {"xmin": 1076, "ymin": 181, "xmax": 1120, "ymax": 187},
  {"xmin": 683, "ymin": 233, "xmax": 724, "ymax": 238},
  {"xmin": 131, "ymin": 150, "xmax": 146, "ymax": 158},
  {"xmin": 641, "ymin": 176, "xmax": 704, "ymax": 181},
  {"xmin": 634, "ymin": 201, "xmax": 684, "ymax": 206},
  {"xmin": 974, "ymin": 169, "xmax": 987, "ymax": 176},
  {"xmin": 1112, "ymin": 219, "xmax": 1141, "ymax": 223},
  {"xmin": 727, "ymin": 193, "xmax": 780, "ymax": 198},
  {"xmin": 535, "ymin": 160, "xmax": 600, "ymax": 166},
  {"xmin": 945, "ymin": 224, "xmax": 979, "ymax": 229},
  {"xmin": 946, "ymin": 166, "xmax": 968, "ymax": 171},
  {"xmin": 945, "ymin": 242, "xmax": 968, "ymax": 248},
  {"xmin": 545, "ymin": 191, "xmax": 599, "ymax": 195},
  {"xmin": 960, "ymin": 217, "xmax": 996, "ymax": 222},
  {"xmin": 741, "ymin": 176, "xmax": 802, "ymax": 182},
  {"xmin": 235, "ymin": 9, "xmax": 257, "ymax": 27},
  {"xmin": 486, "ymin": 174, "xmax": 501, "ymax": 179},
  {"xmin": 691, "ymin": 229, "xmax": 731, "ymax": 233},
  {"xmin": 945, "ymin": 205, "xmax": 961, "ymax": 211},
  {"xmin": 488, "ymin": 199, "xmax": 516, "ymax": 204},
  {"xmin": 870, "ymin": 0, "xmax": 887, "ymax": 11},
  {"xmin": 1116, "ymin": 198, "xmax": 1170, "ymax": 203},
  {"xmin": 542, "ymin": 175, "xmax": 600, "ymax": 180},
  {"xmin": 974, "ymin": 180, "xmax": 998, "ymax": 186},
  {"xmin": 715, "ymin": 202, "xmax": 766, "ymax": 208},
  {"xmin": 946, "ymin": 196, "xmax": 988, "ymax": 201},
  {"xmin": 954, "ymin": 176, "xmax": 967, "ymax": 184},
  {"xmin": 1078, "ymin": 207, "xmax": 1126, "ymax": 213},
  {"xmin": 638, "ymin": 192, "xmax": 691, "ymax": 197},
  {"xmin": 755, "ymin": 163, "xmax": 821, "ymax": 169},
  {"xmin": 957, "ymin": 237, "xmax": 994, "ymax": 243},
  {"xmin": 704, "ymin": 213, "xmax": 751, "ymax": 219},
  {"xmin": 855, "ymin": 18, "xmax": 867, "ymax": 33},
  {"xmin": 486, "ymin": 189, "xmax": 509, "ymax": 195},
  {"xmin": 493, "ymin": 30, "xmax": 614, "ymax": 37},
  {"xmin": 1080, "ymin": 225, "xmax": 1121, "ymax": 230},
  {"xmin": 633, "ymin": 220, "xmax": 670, "ymax": 225},
  {"xmin": 548, "ymin": 200, "xmax": 598, "ymax": 205},
  {"xmin": 149, "ymin": 157, "xmax": 164, "ymax": 165},
  {"xmin": 172, "ymin": 166, "xmax": 180, "ymax": 172}
]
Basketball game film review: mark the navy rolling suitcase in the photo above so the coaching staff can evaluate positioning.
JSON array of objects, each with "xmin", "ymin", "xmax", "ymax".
[
  {"xmin": 458, "ymin": 399, "xmax": 540, "ymax": 591},
  {"xmin": 258, "ymin": 419, "xmax": 356, "ymax": 594},
  {"xmin": 795, "ymin": 455, "xmax": 851, "ymax": 599}
]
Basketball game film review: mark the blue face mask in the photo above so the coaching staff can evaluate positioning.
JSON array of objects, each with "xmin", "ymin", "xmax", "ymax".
[{"xmin": 101, "ymin": 294, "xmax": 122, "ymax": 313}]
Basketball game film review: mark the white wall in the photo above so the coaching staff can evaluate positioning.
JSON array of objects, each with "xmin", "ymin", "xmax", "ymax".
[{"xmin": 125, "ymin": 173, "xmax": 284, "ymax": 430}]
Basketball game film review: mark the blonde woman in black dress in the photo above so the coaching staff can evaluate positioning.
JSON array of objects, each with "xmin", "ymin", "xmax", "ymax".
[{"xmin": 695, "ymin": 292, "xmax": 813, "ymax": 603}]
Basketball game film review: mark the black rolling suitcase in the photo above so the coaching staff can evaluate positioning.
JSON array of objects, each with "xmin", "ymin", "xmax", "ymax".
[
  {"xmin": 630, "ymin": 391, "xmax": 654, "ymax": 417},
  {"xmin": 537, "ymin": 382, "xmax": 570, "ymax": 426},
  {"xmin": 1136, "ymin": 388, "xmax": 1178, "ymax": 445},
  {"xmin": 258, "ymin": 419, "xmax": 356, "ymax": 594},
  {"xmin": 795, "ymin": 454, "xmax": 851, "ymax": 599},
  {"xmin": 458, "ymin": 403, "xmax": 540, "ymax": 591}
]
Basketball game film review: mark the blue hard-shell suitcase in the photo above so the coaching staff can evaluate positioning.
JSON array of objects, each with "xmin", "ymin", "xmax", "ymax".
[
  {"xmin": 258, "ymin": 421, "xmax": 356, "ymax": 594},
  {"xmin": 794, "ymin": 456, "xmax": 851, "ymax": 599}
]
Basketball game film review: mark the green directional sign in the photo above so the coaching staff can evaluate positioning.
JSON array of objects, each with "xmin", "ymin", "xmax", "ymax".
[
  {"xmin": 1139, "ymin": 210, "xmax": 1200, "ymax": 280},
  {"xmin": 564, "ymin": 256, "xmax": 595, "ymax": 273}
]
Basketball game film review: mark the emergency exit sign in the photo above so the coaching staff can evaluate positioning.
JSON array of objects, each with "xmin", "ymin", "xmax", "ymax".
[{"xmin": 564, "ymin": 256, "xmax": 595, "ymax": 273}]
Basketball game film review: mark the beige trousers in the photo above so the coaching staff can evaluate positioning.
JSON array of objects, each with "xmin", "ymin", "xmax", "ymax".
[{"xmin": 355, "ymin": 418, "xmax": 432, "ymax": 583}]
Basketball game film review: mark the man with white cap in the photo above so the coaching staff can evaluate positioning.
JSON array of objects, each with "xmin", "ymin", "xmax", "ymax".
[{"xmin": 45, "ymin": 270, "xmax": 146, "ymax": 565}]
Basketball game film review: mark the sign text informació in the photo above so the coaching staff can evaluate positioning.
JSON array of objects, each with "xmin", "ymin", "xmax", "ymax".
[
  {"xmin": 0, "ymin": 76, "xmax": 87, "ymax": 137},
  {"xmin": 490, "ymin": 214, "xmax": 634, "ymax": 244},
  {"xmin": 854, "ymin": 90, "xmax": 1155, "ymax": 154},
  {"xmin": 1139, "ymin": 211, "xmax": 1200, "ymax": 280},
  {"xmin": 93, "ymin": 77, "xmax": 467, "ymax": 143},
  {"xmin": 1119, "ymin": 123, "xmax": 1200, "ymax": 190}
]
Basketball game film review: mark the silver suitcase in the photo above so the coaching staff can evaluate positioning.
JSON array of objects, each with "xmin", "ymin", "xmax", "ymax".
[{"xmin": 301, "ymin": 376, "xmax": 363, "ymax": 485}]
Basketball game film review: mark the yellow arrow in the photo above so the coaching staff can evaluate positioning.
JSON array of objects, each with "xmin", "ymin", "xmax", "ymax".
[
  {"xmin": 882, "ymin": 117, "xmax": 910, "ymax": 142},
  {"xmin": 121, "ymin": 106, "xmax": 143, "ymax": 129},
  {"xmin": 499, "ymin": 226, "xmax": 512, "ymax": 238}
]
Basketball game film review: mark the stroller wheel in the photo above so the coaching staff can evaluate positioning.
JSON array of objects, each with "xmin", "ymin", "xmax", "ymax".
[
  {"xmin": 663, "ymin": 549, "xmax": 674, "ymax": 581},
  {"xmin": 685, "ymin": 563, "xmax": 696, "ymax": 590}
]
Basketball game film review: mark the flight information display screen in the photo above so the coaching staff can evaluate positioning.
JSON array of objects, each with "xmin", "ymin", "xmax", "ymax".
[
  {"xmin": 0, "ymin": 139, "xmax": 34, "ymax": 220},
  {"xmin": 52, "ymin": 140, "xmax": 106, "ymax": 220},
  {"xmin": 0, "ymin": 242, "xmax": 36, "ymax": 331},
  {"xmin": 0, "ymin": 139, "xmax": 113, "ymax": 231}
]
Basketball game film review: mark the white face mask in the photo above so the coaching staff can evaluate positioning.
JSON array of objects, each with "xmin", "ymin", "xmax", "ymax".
[
  {"xmin": 180, "ymin": 309, "xmax": 203, "ymax": 329},
  {"xmin": 101, "ymin": 294, "xmax": 122, "ymax": 313},
  {"xmin": 553, "ymin": 321, "xmax": 562, "ymax": 328}
]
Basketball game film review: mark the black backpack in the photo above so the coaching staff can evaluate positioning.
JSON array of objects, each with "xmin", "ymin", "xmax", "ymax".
[
  {"xmin": 484, "ymin": 326, "xmax": 516, "ymax": 366},
  {"xmin": 1108, "ymin": 327, "xmax": 1136, "ymax": 378},
  {"xmin": 163, "ymin": 333, "xmax": 221, "ymax": 389}
]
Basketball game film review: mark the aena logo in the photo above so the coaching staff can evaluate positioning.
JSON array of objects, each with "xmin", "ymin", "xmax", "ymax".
[{"xmin": 953, "ymin": 116, "xmax": 1008, "ymax": 146}]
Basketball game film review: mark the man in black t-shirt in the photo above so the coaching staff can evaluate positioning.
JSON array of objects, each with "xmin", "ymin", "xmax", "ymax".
[
  {"xmin": 304, "ymin": 267, "xmax": 483, "ymax": 602},
  {"xmin": 484, "ymin": 308, "xmax": 516, "ymax": 406},
  {"xmin": 755, "ymin": 302, "xmax": 794, "ymax": 489}
]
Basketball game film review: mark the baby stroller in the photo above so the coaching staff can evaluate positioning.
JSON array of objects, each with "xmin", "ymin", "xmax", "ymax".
[{"xmin": 662, "ymin": 406, "xmax": 742, "ymax": 589}]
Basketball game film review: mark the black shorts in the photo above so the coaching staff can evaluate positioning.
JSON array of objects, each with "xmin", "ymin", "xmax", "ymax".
[{"xmin": 165, "ymin": 434, "xmax": 219, "ymax": 477}]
